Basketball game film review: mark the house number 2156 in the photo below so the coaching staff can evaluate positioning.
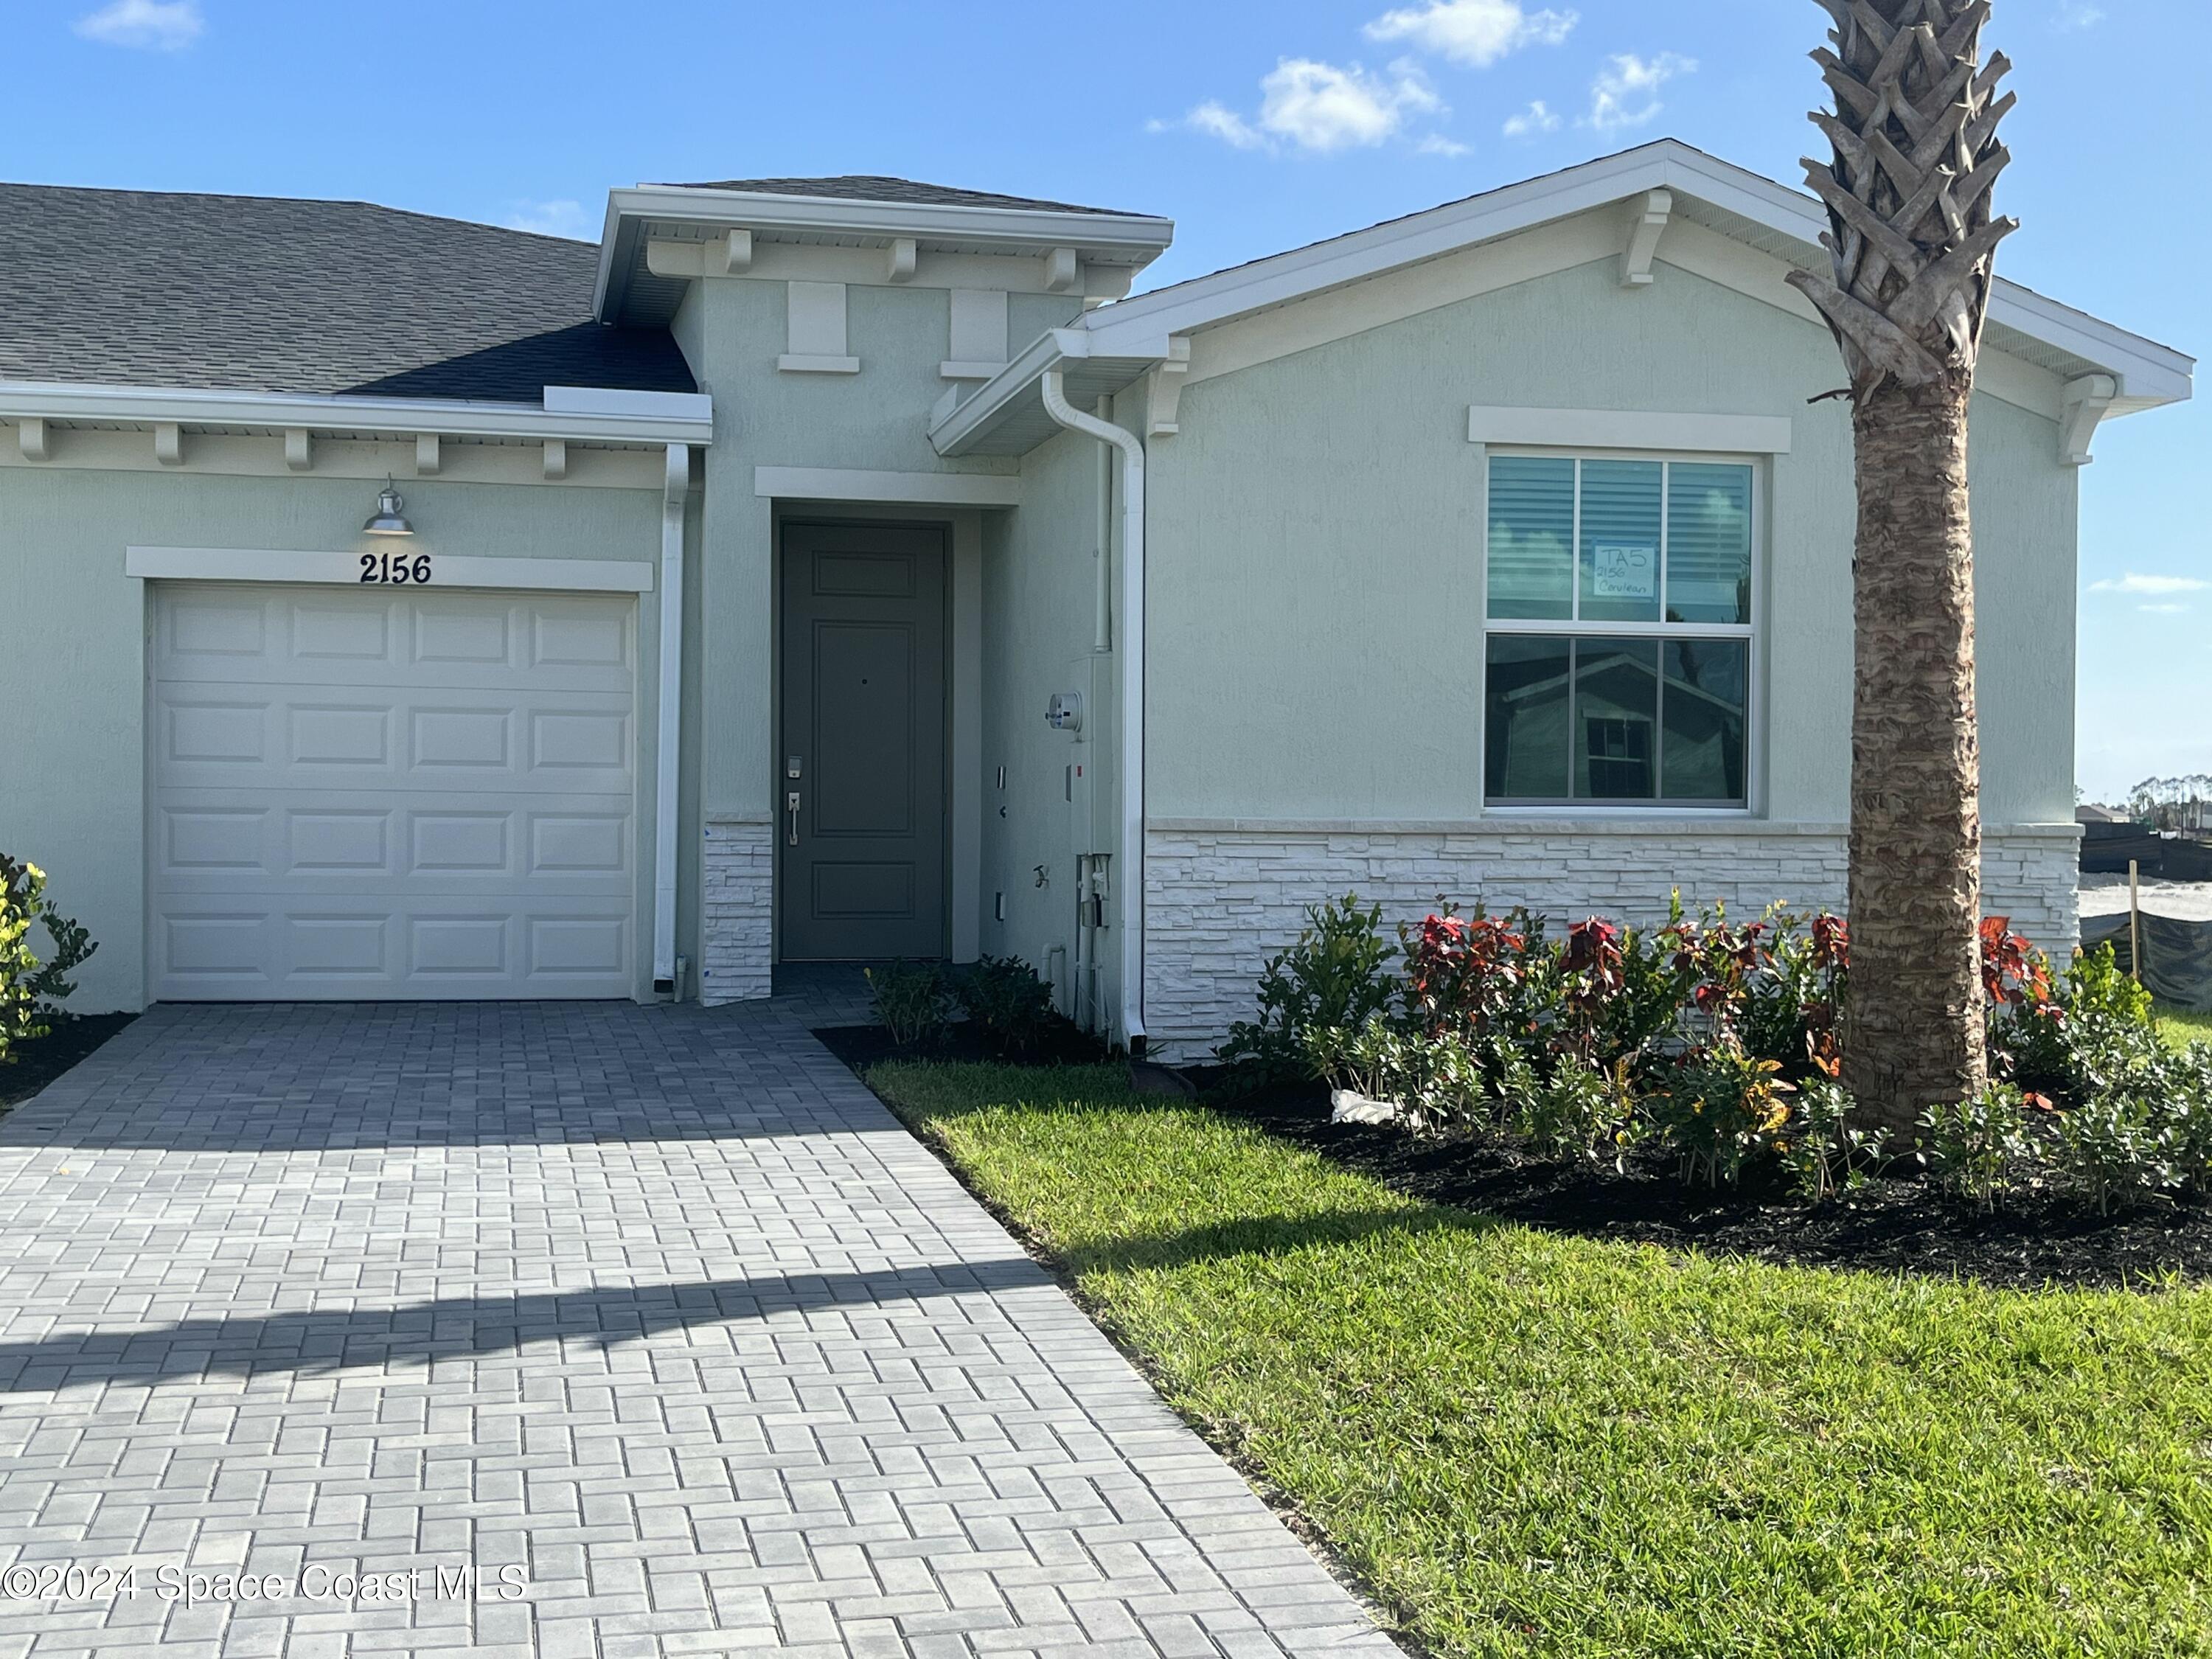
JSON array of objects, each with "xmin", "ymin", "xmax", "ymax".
[{"xmin": 359, "ymin": 552, "xmax": 433, "ymax": 585}]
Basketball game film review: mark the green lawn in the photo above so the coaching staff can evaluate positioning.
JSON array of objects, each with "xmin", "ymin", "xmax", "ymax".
[
  {"xmin": 870, "ymin": 1061, "xmax": 2212, "ymax": 1659},
  {"xmin": 2162, "ymin": 1003, "xmax": 2212, "ymax": 1051}
]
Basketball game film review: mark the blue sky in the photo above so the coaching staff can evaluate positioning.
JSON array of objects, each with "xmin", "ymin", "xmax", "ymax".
[{"xmin": 6, "ymin": 0, "xmax": 2202, "ymax": 802}]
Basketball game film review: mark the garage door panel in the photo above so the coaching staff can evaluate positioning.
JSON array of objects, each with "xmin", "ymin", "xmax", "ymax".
[
  {"xmin": 155, "ymin": 687, "xmax": 632, "ymax": 793},
  {"xmin": 159, "ymin": 590, "xmax": 633, "ymax": 694},
  {"xmin": 150, "ymin": 583, "xmax": 636, "ymax": 1001}
]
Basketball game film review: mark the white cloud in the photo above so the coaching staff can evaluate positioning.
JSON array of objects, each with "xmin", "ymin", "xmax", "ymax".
[
  {"xmin": 2090, "ymin": 573, "xmax": 2212, "ymax": 595},
  {"xmin": 2139, "ymin": 602, "xmax": 2190, "ymax": 615},
  {"xmin": 1185, "ymin": 100, "xmax": 1267, "ymax": 150},
  {"xmin": 1503, "ymin": 99, "xmax": 1562, "ymax": 137},
  {"xmin": 503, "ymin": 199, "xmax": 594, "ymax": 240},
  {"xmin": 1175, "ymin": 57, "xmax": 1442, "ymax": 154},
  {"xmin": 1259, "ymin": 57, "xmax": 1440, "ymax": 150},
  {"xmin": 2057, "ymin": 1, "xmax": 2104, "ymax": 28},
  {"xmin": 1364, "ymin": 0, "xmax": 1576, "ymax": 68},
  {"xmin": 1416, "ymin": 133, "xmax": 1472, "ymax": 158},
  {"xmin": 74, "ymin": 0, "xmax": 202, "ymax": 49},
  {"xmin": 1586, "ymin": 51, "xmax": 1694, "ymax": 133}
]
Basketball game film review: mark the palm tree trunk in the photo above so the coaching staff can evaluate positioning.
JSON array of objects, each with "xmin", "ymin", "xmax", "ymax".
[
  {"xmin": 1840, "ymin": 376, "xmax": 1987, "ymax": 1122},
  {"xmin": 1786, "ymin": 0, "xmax": 2017, "ymax": 1133}
]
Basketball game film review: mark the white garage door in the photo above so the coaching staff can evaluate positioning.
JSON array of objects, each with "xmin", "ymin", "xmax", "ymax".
[{"xmin": 149, "ymin": 582, "xmax": 639, "ymax": 1000}]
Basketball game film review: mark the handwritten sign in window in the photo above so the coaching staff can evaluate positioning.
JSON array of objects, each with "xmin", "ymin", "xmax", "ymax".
[{"xmin": 1590, "ymin": 542, "xmax": 1656, "ymax": 601}]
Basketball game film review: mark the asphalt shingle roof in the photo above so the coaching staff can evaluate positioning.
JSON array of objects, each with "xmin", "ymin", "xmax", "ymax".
[
  {"xmin": 0, "ymin": 183, "xmax": 695, "ymax": 403},
  {"xmin": 662, "ymin": 174, "xmax": 1140, "ymax": 218}
]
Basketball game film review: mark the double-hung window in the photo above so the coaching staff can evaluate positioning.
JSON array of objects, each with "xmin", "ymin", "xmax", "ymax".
[{"xmin": 1484, "ymin": 452, "xmax": 1756, "ymax": 807}]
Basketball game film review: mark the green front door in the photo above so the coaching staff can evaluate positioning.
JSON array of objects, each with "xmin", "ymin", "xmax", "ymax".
[{"xmin": 777, "ymin": 522, "xmax": 949, "ymax": 961}]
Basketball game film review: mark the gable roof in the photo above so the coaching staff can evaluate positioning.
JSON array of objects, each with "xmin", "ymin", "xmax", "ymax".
[
  {"xmin": 0, "ymin": 183, "xmax": 695, "ymax": 403},
  {"xmin": 933, "ymin": 139, "xmax": 2193, "ymax": 458},
  {"xmin": 660, "ymin": 175, "xmax": 1137, "ymax": 216}
]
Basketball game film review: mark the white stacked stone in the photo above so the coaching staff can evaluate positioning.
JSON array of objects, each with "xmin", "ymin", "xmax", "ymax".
[
  {"xmin": 700, "ymin": 819, "xmax": 774, "ymax": 1005},
  {"xmin": 1141, "ymin": 824, "xmax": 2081, "ymax": 1062}
]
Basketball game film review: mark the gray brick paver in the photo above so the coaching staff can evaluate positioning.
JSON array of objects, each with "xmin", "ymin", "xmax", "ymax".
[{"xmin": 0, "ymin": 1001, "xmax": 1389, "ymax": 1657}]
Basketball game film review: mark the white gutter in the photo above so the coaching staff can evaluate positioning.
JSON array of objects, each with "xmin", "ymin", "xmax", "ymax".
[
  {"xmin": 0, "ymin": 380, "xmax": 714, "ymax": 448},
  {"xmin": 653, "ymin": 443, "xmax": 691, "ymax": 995},
  {"xmin": 1040, "ymin": 370, "xmax": 1147, "ymax": 1053}
]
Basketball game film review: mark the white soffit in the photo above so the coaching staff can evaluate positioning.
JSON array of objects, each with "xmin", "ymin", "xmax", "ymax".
[
  {"xmin": 0, "ymin": 380, "xmax": 714, "ymax": 448},
  {"xmin": 597, "ymin": 185, "xmax": 1175, "ymax": 325},
  {"xmin": 928, "ymin": 331, "xmax": 1162, "ymax": 459}
]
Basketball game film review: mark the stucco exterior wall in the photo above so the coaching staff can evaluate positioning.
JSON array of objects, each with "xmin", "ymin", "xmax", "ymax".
[
  {"xmin": 678, "ymin": 274, "xmax": 1079, "ymax": 988},
  {"xmin": 979, "ymin": 422, "xmax": 1124, "ymax": 1027},
  {"xmin": 0, "ymin": 457, "xmax": 669, "ymax": 1012},
  {"xmin": 1134, "ymin": 250, "xmax": 2084, "ymax": 1054},
  {"xmin": 1144, "ymin": 254, "xmax": 2076, "ymax": 828}
]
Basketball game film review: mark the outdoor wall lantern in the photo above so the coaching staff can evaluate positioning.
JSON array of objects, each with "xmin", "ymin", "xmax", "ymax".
[{"xmin": 362, "ymin": 480, "xmax": 415, "ymax": 536}]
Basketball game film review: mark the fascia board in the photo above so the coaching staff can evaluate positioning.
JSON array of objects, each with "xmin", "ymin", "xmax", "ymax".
[
  {"xmin": 1082, "ymin": 138, "xmax": 2192, "ymax": 409},
  {"xmin": 0, "ymin": 380, "xmax": 714, "ymax": 447},
  {"xmin": 927, "ymin": 330, "xmax": 1091, "ymax": 456},
  {"xmin": 608, "ymin": 186, "xmax": 1175, "ymax": 262}
]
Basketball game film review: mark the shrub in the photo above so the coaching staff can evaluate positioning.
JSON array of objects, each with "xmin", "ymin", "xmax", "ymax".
[
  {"xmin": 866, "ymin": 961, "xmax": 953, "ymax": 1050},
  {"xmin": 1511, "ymin": 1052, "xmax": 1641, "ymax": 1172},
  {"xmin": 1918, "ymin": 1085, "xmax": 2039, "ymax": 1211},
  {"xmin": 955, "ymin": 955, "xmax": 1057, "ymax": 1058},
  {"xmin": 1741, "ymin": 909, "xmax": 1850, "ymax": 1077},
  {"xmin": 1777, "ymin": 1078, "xmax": 1882, "ymax": 1204},
  {"xmin": 1400, "ymin": 903, "xmax": 1541, "ymax": 1038},
  {"xmin": 1220, "ymin": 895, "xmax": 1398, "ymax": 1080},
  {"xmin": 1322, "ymin": 1018, "xmax": 1488, "ymax": 1133},
  {"xmin": 1, "ymin": 855, "xmax": 98, "ymax": 1065},
  {"xmin": 2051, "ymin": 1082, "xmax": 2187, "ymax": 1216},
  {"xmin": 2000, "ymin": 944, "xmax": 2161, "ymax": 1104},
  {"xmin": 1649, "ymin": 1040, "xmax": 1794, "ymax": 1187}
]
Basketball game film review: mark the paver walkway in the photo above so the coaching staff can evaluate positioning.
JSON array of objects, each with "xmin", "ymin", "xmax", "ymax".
[{"xmin": 0, "ymin": 1002, "xmax": 1396, "ymax": 1658}]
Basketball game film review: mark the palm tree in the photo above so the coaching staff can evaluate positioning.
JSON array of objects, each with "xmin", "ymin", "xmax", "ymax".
[{"xmin": 1786, "ymin": 0, "xmax": 2017, "ymax": 1130}]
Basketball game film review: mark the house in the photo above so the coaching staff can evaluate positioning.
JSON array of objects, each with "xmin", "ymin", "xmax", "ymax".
[{"xmin": 0, "ymin": 142, "xmax": 2191, "ymax": 1059}]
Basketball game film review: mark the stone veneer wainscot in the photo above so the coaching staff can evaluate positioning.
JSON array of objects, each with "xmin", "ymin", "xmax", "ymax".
[
  {"xmin": 1141, "ymin": 821, "xmax": 2082, "ymax": 1062},
  {"xmin": 701, "ymin": 818, "xmax": 774, "ymax": 1005}
]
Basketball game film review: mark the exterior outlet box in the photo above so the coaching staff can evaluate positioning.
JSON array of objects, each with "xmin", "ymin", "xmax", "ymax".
[{"xmin": 1046, "ymin": 690, "xmax": 1083, "ymax": 733}]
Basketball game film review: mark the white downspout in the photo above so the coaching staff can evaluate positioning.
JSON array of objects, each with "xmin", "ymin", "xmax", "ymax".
[
  {"xmin": 1040, "ymin": 369, "xmax": 1146, "ymax": 1053},
  {"xmin": 653, "ymin": 442, "xmax": 689, "ymax": 996}
]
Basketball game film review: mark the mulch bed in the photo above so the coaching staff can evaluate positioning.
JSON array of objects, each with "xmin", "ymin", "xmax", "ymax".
[
  {"xmin": 0, "ymin": 1012, "xmax": 137, "ymax": 1111},
  {"xmin": 1205, "ymin": 1077, "xmax": 2212, "ymax": 1294},
  {"xmin": 817, "ymin": 1023, "xmax": 2212, "ymax": 1292},
  {"xmin": 813, "ymin": 1018, "xmax": 1110, "ymax": 1072}
]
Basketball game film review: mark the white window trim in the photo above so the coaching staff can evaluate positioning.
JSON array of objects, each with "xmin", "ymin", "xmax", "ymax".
[{"xmin": 1477, "ymin": 447, "xmax": 1764, "ymax": 817}]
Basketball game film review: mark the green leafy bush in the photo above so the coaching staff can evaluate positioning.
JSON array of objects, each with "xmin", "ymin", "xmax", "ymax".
[
  {"xmin": 1, "ymin": 855, "xmax": 99, "ymax": 1065},
  {"xmin": 1219, "ymin": 895, "xmax": 1397, "ymax": 1081},
  {"xmin": 2051, "ymin": 1082, "xmax": 2186, "ymax": 1216},
  {"xmin": 1777, "ymin": 1079, "xmax": 1882, "ymax": 1204},
  {"xmin": 1510, "ymin": 1052, "xmax": 1641, "ymax": 1172},
  {"xmin": 1648, "ymin": 1040, "xmax": 1794, "ymax": 1187},
  {"xmin": 865, "ymin": 961, "xmax": 953, "ymax": 1050},
  {"xmin": 955, "ymin": 955, "xmax": 1057, "ymax": 1059},
  {"xmin": 1918, "ymin": 1085, "xmax": 2039, "ymax": 1211},
  {"xmin": 1318, "ymin": 1018, "xmax": 1488, "ymax": 1133}
]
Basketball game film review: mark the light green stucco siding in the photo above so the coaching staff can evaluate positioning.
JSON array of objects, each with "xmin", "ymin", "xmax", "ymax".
[
  {"xmin": 679, "ymin": 278, "xmax": 1074, "ymax": 831},
  {"xmin": 980, "ymin": 422, "xmax": 1121, "ymax": 1019},
  {"xmin": 0, "ymin": 465, "xmax": 669, "ymax": 1011},
  {"xmin": 1143, "ymin": 255, "xmax": 2077, "ymax": 830}
]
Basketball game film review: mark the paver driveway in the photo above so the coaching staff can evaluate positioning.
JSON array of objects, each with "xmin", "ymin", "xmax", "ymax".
[{"xmin": 0, "ymin": 1003, "xmax": 1395, "ymax": 1659}]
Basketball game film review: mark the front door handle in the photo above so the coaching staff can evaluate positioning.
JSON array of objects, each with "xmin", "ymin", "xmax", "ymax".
[{"xmin": 786, "ymin": 790, "xmax": 801, "ymax": 846}]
